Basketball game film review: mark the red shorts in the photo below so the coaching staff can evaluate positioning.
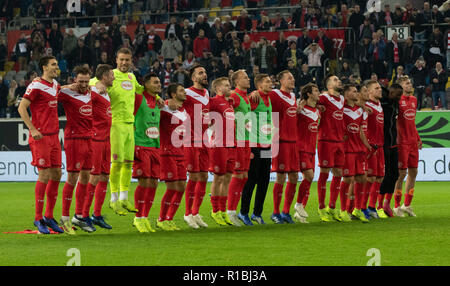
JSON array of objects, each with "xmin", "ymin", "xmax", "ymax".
[
  {"xmin": 398, "ymin": 143, "xmax": 419, "ymax": 169},
  {"xmin": 64, "ymin": 138, "xmax": 93, "ymax": 172},
  {"xmin": 209, "ymin": 147, "xmax": 236, "ymax": 175},
  {"xmin": 29, "ymin": 133, "xmax": 62, "ymax": 169},
  {"xmin": 271, "ymin": 142, "xmax": 300, "ymax": 173},
  {"xmin": 91, "ymin": 140, "xmax": 111, "ymax": 175},
  {"xmin": 132, "ymin": 146, "xmax": 160, "ymax": 179},
  {"xmin": 185, "ymin": 146, "xmax": 209, "ymax": 173},
  {"xmin": 160, "ymin": 155, "xmax": 187, "ymax": 182},
  {"xmin": 343, "ymin": 152, "xmax": 366, "ymax": 177},
  {"xmin": 367, "ymin": 148, "xmax": 385, "ymax": 177},
  {"xmin": 233, "ymin": 146, "xmax": 251, "ymax": 174},
  {"xmin": 318, "ymin": 141, "xmax": 345, "ymax": 168},
  {"xmin": 299, "ymin": 151, "xmax": 315, "ymax": 172}
]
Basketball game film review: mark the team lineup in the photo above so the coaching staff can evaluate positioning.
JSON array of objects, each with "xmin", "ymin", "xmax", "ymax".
[{"xmin": 17, "ymin": 47, "xmax": 422, "ymax": 234}]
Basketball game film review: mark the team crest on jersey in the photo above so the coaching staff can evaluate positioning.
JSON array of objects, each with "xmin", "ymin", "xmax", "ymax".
[
  {"xmin": 167, "ymin": 172, "xmax": 173, "ymax": 179},
  {"xmin": 344, "ymin": 169, "xmax": 349, "ymax": 175},
  {"xmin": 214, "ymin": 166, "xmax": 220, "ymax": 173},
  {"xmin": 235, "ymin": 161, "xmax": 241, "ymax": 169},
  {"xmin": 137, "ymin": 169, "xmax": 142, "ymax": 176},
  {"xmin": 224, "ymin": 108, "xmax": 235, "ymax": 120},
  {"xmin": 79, "ymin": 105, "xmax": 93, "ymax": 116},
  {"xmin": 286, "ymin": 106, "xmax": 297, "ymax": 117},
  {"xmin": 308, "ymin": 122, "xmax": 319, "ymax": 132},
  {"xmin": 38, "ymin": 158, "xmax": 46, "ymax": 166},
  {"xmin": 121, "ymin": 81, "xmax": 133, "ymax": 90},
  {"xmin": 128, "ymin": 74, "xmax": 133, "ymax": 80},
  {"xmin": 107, "ymin": 106, "xmax": 112, "ymax": 117},
  {"xmin": 48, "ymin": 100, "xmax": 58, "ymax": 108},
  {"xmin": 146, "ymin": 127, "xmax": 160, "ymax": 139},
  {"xmin": 76, "ymin": 162, "xmax": 81, "ymax": 170},
  {"xmin": 301, "ymin": 162, "xmax": 307, "ymax": 169},
  {"xmin": 347, "ymin": 123, "xmax": 360, "ymax": 133},
  {"xmin": 187, "ymin": 164, "xmax": 193, "ymax": 171},
  {"xmin": 403, "ymin": 109, "xmax": 416, "ymax": 120},
  {"xmin": 279, "ymin": 164, "xmax": 285, "ymax": 170},
  {"xmin": 376, "ymin": 113, "xmax": 384, "ymax": 124},
  {"xmin": 322, "ymin": 160, "xmax": 328, "ymax": 166},
  {"xmin": 332, "ymin": 110, "xmax": 344, "ymax": 120}
]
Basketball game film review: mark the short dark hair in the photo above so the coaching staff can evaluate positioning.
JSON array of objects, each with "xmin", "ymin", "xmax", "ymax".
[
  {"xmin": 301, "ymin": 83, "xmax": 319, "ymax": 100},
  {"xmin": 343, "ymin": 83, "xmax": 357, "ymax": 95},
  {"xmin": 95, "ymin": 64, "xmax": 113, "ymax": 80},
  {"xmin": 189, "ymin": 64, "xmax": 205, "ymax": 80},
  {"xmin": 167, "ymin": 83, "xmax": 183, "ymax": 99},
  {"xmin": 73, "ymin": 65, "xmax": 91, "ymax": 77},
  {"xmin": 365, "ymin": 79, "xmax": 379, "ymax": 89},
  {"xmin": 276, "ymin": 70, "xmax": 291, "ymax": 82},
  {"xmin": 116, "ymin": 47, "xmax": 132, "ymax": 57},
  {"xmin": 143, "ymin": 72, "xmax": 159, "ymax": 84},
  {"xmin": 254, "ymin": 73, "xmax": 270, "ymax": 88},
  {"xmin": 324, "ymin": 74, "xmax": 336, "ymax": 89},
  {"xmin": 39, "ymin": 55, "xmax": 57, "ymax": 71}
]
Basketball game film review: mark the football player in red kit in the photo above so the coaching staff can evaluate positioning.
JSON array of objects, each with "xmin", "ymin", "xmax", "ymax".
[
  {"xmin": 18, "ymin": 56, "xmax": 64, "ymax": 234},
  {"xmin": 316, "ymin": 75, "xmax": 345, "ymax": 222},
  {"xmin": 341, "ymin": 84, "xmax": 372, "ymax": 223},
  {"xmin": 269, "ymin": 70, "xmax": 299, "ymax": 224},
  {"xmin": 394, "ymin": 76, "xmax": 422, "ymax": 217},
  {"xmin": 208, "ymin": 77, "xmax": 236, "ymax": 226},
  {"xmin": 294, "ymin": 83, "xmax": 320, "ymax": 224}
]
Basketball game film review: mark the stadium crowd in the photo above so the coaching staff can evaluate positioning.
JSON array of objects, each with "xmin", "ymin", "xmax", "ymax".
[{"xmin": 0, "ymin": 0, "xmax": 449, "ymax": 118}]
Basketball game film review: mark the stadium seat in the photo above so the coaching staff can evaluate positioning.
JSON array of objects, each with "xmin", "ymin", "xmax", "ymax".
[
  {"xmin": 4, "ymin": 61, "xmax": 15, "ymax": 73},
  {"xmin": 15, "ymin": 70, "xmax": 27, "ymax": 82},
  {"xmin": 0, "ymin": 71, "xmax": 5, "ymax": 78},
  {"xmin": 4, "ymin": 70, "xmax": 16, "ymax": 82},
  {"xmin": 209, "ymin": 7, "xmax": 221, "ymax": 18},
  {"xmin": 232, "ymin": 6, "xmax": 244, "ymax": 17},
  {"xmin": 446, "ymin": 77, "xmax": 450, "ymax": 90}
]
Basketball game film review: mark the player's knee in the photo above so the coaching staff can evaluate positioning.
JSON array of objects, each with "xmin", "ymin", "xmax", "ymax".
[
  {"xmin": 50, "ymin": 168, "xmax": 62, "ymax": 181},
  {"xmin": 276, "ymin": 173, "xmax": 286, "ymax": 184},
  {"xmin": 288, "ymin": 172, "xmax": 298, "ymax": 183},
  {"xmin": 38, "ymin": 169, "xmax": 51, "ymax": 183},
  {"xmin": 408, "ymin": 168, "xmax": 418, "ymax": 178}
]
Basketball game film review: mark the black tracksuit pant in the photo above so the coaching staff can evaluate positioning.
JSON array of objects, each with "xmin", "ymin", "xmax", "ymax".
[
  {"xmin": 380, "ymin": 146, "xmax": 399, "ymax": 194},
  {"xmin": 239, "ymin": 147, "xmax": 272, "ymax": 216}
]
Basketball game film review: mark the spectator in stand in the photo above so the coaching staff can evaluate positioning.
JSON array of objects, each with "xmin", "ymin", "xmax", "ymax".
[
  {"xmin": 208, "ymin": 58, "xmax": 226, "ymax": 84},
  {"xmin": 181, "ymin": 19, "xmax": 195, "ymax": 44},
  {"xmin": 359, "ymin": 17, "xmax": 375, "ymax": 41},
  {"xmin": 92, "ymin": 39, "xmax": 103, "ymax": 71},
  {"xmin": 70, "ymin": 37, "xmax": 93, "ymax": 69},
  {"xmin": 339, "ymin": 60, "xmax": 353, "ymax": 84},
  {"xmin": 147, "ymin": 25, "xmax": 163, "ymax": 64},
  {"xmin": 222, "ymin": 15, "xmax": 235, "ymax": 36},
  {"xmin": 165, "ymin": 16, "xmax": 182, "ymax": 40},
  {"xmin": 236, "ymin": 9, "xmax": 253, "ymax": 36},
  {"xmin": 161, "ymin": 32, "xmax": 183, "ymax": 62},
  {"xmin": 283, "ymin": 40, "xmax": 305, "ymax": 70},
  {"xmin": 84, "ymin": 23, "xmax": 100, "ymax": 51},
  {"xmin": 410, "ymin": 59, "xmax": 428, "ymax": 110},
  {"xmin": 31, "ymin": 22, "xmax": 48, "ymax": 45},
  {"xmin": 321, "ymin": 6, "xmax": 339, "ymax": 28},
  {"xmin": 182, "ymin": 51, "xmax": 196, "ymax": 70},
  {"xmin": 369, "ymin": 8, "xmax": 387, "ymax": 31},
  {"xmin": 273, "ymin": 13, "xmax": 289, "ymax": 30},
  {"xmin": 257, "ymin": 14, "xmax": 272, "ymax": 31},
  {"xmin": 119, "ymin": 25, "xmax": 132, "ymax": 48},
  {"xmin": 98, "ymin": 51, "xmax": 112, "ymax": 67},
  {"xmin": 0, "ymin": 0, "xmax": 13, "ymax": 23},
  {"xmin": 193, "ymin": 14, "xmax": 212, "ymax": 39},
  {"xmin": 162, "ymin": 61, "xmax": 175, "ymax": 93},
  {"xmin": 99, "ymin": 32, "xmax": 113, "ymax": 60},
  {"xmin": 134, "ymin": 22, "xmax": 149, "ymax": 60},
  {"xmin": 193, "ymin": 29, "xmax": 210, "ymax": 59},
  {"xmin": 431, "ymin": 4, "xmax": 445, "ymax": 24},
  {"xmin": 30, "ymin": 31, "xmax": 46, "ymax": 70},
  {"xmin": 337, "ymin": 4, "xmax": 350, "ymax": 28},
  {"xmin": 0, "ymin": 37, "xmax": 7, "ymax": 71},
  {"xmin": 427, "ymin": 27, "xmax": 445, "ymax": 68},
  {"xmin": 220, "ymin": 50, "xmax": 232, "ymax": 75},
  {"xmin": 392, "ymin": 6, "xmax": 404, "ymax": 25},
  {"xmin": 62, "ymin": 29, "xmax": 78, "ymax": 62},
  {"xmin": 255, "ymin": 37, "xmax": 277, "ymax": 75},
  {"xmin": 109, "ymin": 15, "xmax": 122, "ymax": 51},
  {"xmin": 173, "ymin": 62, "xmax": 191, "ymax": 86},
  {"xmin": 242, "ymin": 34, "xmax": 252, "ymax": 52},
  {"xmin": 430, "ymin": 62, "xmax": 448, "ymax": 110},
  {"xmin": 211, "ymin": 31, "xmax": 227, "ymax": 58},
  {"xmin": 305, "ymin": 7, "xmax": 321, "ymax": 29},
  {"xmin": 349, "ymin": 4, "xmax": 364, "ymax": 40},
  {"xmin": 182, "ymin": 34, "xmax": 194, "ymax": 59},
  {"xmin": 381, "ymin": 4, "xmax": 393, "ymax": 26},
  {"xmin": 298, "ymin": 63, "xmax": 314, "ymax": 91},
  {"xmin": 292, "ymin": 0, "xmax": 310, "ymax": 28},
  {"xmin": 229, "ymin": 39, "xmax": 245, "ymax": 71},
  {"xmin": 369, "ymin": 31, "xmax": 387, "ymax": 79},
  {"xmin": 303, "ymin": 42, "xmax": 324, "ymax": 82},
  {"xmin": 276, "ymin": 32, "xmax": 289, "ymax": 69},
  {"xmin": 198, "ymin": 49, "xmax": 213, "ymax": 69},
  {"xmin": 402, "ymin": 36, "xmax": 422, "ymax": 75},
  {"xmin": 7, "ymin": 79, "xmax": 17, "ymax": 118},
  {"xmin": 48, "ymin": 22, "xmax": 63, "ymax": 57},
  {"xmin": 402, "ymin": 1, "xmax": 414, "ymax": 24},
  {"xmin": 226, "ymin": 30, "xmax": 240, "ymax": 51},
  {"xmin": 386, "ymin": 32, "xmax": 403, "ymax": 81},
  {"xmin": 391, "ymin": 65, "xmax": 406, "ymax": 84},
  {"xmin": 246, "ymin": 0, "xmax": 259, "ymax": 16},
  {"xmin": 314, "ymin": 29, "xmax": 332, "ymax": 62},
  {"xmin": 0, "ymin": 76, "xmax": 7, "ymax": 118},
  {"xmin": 211, "ymin": 17, "xmax": 223, "ymax": 36},
  {"xmin": 296, "ymin": 29, "xmax": 313, "ymax": 51},
  {"xmin": 410, "ymin": 7, "xmax": 427, "ymax": 53},
  {"xmin": 11, "ymin": 78, "xmax": 26, "ymax": 118},
  {"xmin": 15, "ymin": 33, "xmax": 29, "ymax": 71}
]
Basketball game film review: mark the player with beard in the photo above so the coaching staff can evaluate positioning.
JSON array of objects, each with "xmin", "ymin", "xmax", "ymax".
[
  {"xmin": 18, "ymin": 56, "xmax": 64, "ymax": 234},
  {"xmin": 269, "ymin": 70, "xmax": 299, "ymax": 224},
  {"xmin": 208, "ymin": 77, "xmax": 236, "ymax": 226},
  {"xmin": 182, "ymin": 65, "xmax": 210, "ymax": 229},
  {"xmin": 394, "ymin": 76, "xmax": 422, "ymax": 217},
  {"xmin": 316, "ymin": 75, "xmax": 345, "ymax": 222}
]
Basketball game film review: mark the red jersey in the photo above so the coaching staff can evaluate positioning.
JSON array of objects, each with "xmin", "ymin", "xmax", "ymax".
[
  {"xmin": 297, "ymin": 105, "xmax": 320, "ymax": 154},
  {"xmin": 343, "ymin": 104, "xmax": 364, "ymax": 153},
  {"xmin": 209, "ymin": 94, "xmax": 235, "ymax": 148},
  {"xmin": 397, "ymin": 94, "xmax": 421, "ymax": 145},
  {"xmin": 91, "ymin": 86, "xmax": 112, "ymax": 141},
  {"xmin": 23, "ymin": 78, "xmax": 60, "ymax": 135},
  {"xmin": 183, "ymin": 86, "xmax": 210, "ymax": 145},
  {"xmin": 269, "ymin": 89, "xmax": 298, "ymax": 142},
  {"xmin": 59, "ymin": 88, "xmax": 93, "ymax": 139},
  {"xmin": 365, "ymin": 100, "xmax": 384, "ymax": 146},
  {"xmin": 160, "ymin": 105, "xmax": 188, "ymax": 156},
  {"xmin": 318, "ymin": 92, "xmax": 345, "ymax": 142}
]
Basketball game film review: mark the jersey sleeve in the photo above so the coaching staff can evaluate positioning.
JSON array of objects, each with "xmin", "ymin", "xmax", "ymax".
[
  {"xmin": 23, "ymin": 83, "xmax": 38, "ymax": 102},
  {"xmin": 134, "ymin": 93, "xmax": 143, "ymax": 116},
  {"xmin": 230, "ymin": 92, "xmax": 241, "ymax": 109},
  {"xmin": 133, "ymin": 76, "xmax": 144, "ymax": 95}
]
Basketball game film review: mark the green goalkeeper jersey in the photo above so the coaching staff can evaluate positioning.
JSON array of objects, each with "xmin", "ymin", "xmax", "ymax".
[{"xmin": 90, "ymin": 69, "xmax": 144, "ymax": 124}]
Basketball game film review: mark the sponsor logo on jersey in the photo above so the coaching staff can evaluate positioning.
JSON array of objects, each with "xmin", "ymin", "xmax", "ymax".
[
  {"xmin": 308, "ymin": 122, "xmax": 319, "ymax": 132},
  {"xmin": 347, "ymin": 123, "xmax": 360, "ymax": 133},
  {"xmin": 174, "ymin": 125, "xmax": 186, "ymax": 136},
  {"xmin": 146, "ymin": 127, "xmax": 160, "ymax": 139},
  {"xmin": 79, "ymin": 105, "xmax": 92, "ymax": 116},
  {"xmin": 376, "ymin": 113, "xmax": 384, "ymax": 124},
  {"xmin": 202, "ymin": 109, "xmax": 209, "ymax": 121},
  {"xmin": 260, "ymin": 124, "xmax": 272, "ymax": 135},
  {"xmin": 403, "ymin": 109, "xmax": 416, "ymax": 120},
  {"xmin": 361, "ymin": 123, "xmax": 368, "ymax": 133},
  {"xmin": 121, "ymin": 81, "xmax": 133, "ymax": 91},
  {"xmin": 106, "ymin": 106, "xmax": 112, "ymax": 117},
  {"xmin": 223, "ymin": 108, "xmax": 235, "ymax": 120},
  {"xmin": 286, "ymin": 106, "xmax": 297, "ymax": 117},
  {"xmin": 48, "ymin": 100, "xmax": 58, "ymax": 108},
  {"xmin": 332, "ymin": 110, "xmax": 344, "ymax": 120}
]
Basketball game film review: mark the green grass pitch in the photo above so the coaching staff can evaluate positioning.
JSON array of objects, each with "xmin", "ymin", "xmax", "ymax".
[{"xmin": 0, "ymin": 181, "xmax": 449, "ymax": 266}]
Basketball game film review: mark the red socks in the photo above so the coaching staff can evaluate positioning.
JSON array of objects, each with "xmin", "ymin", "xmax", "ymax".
[
  {"xmin": 354, "ymin": 182, "xmax": 363, "ymax": 210},
  {"xmin": 317, "ymin": 172, "xmax": 328, "ymax": 209},
  {"xmin": 272, "ymin": 182, "xmax": 284, "ymax": 214},
  {"xmin": 404, "ymin": 189, "xmax": 414, "ymax": 206},
  {"xmin": 34, "ymin": 181, "xmax": 47, "ymax": 221},
  {"xmin": 134, "ymin": 185, "xmax": 146, "ymax": 217},
  {"xmin": 166, "ymin": 191, "xmax": 184, "ymax": 220},
  {"xmin": 282, "ymin": 182, "xmax": 297, "ymax": 214},
  {"xmin": 339, "ymin": 181, "xmax": 350, "ymax": 211},
  {"xmin": 44, "ymin": 180, "xmax": 60, "ymax": 219},
  {"xmin": 159, "ymin": 189, "xmax": 176, "ymax": 221},
  {"xmin": 377, "ymin": 193, "xmax": 385, "ymax": 210},
  {"xmin": 297, "ymin": 179, "xmax": 311, "ymax": 206},
  {"xmin": 142, "ymin": 187, "xmax": 157, "ymax": 218},
  {"xmin": 394, "ymin": 189, "xmax": 403, "ymax": 208},
  {"xmin": 75, "ymin": 183, "xmax": 87, "ymax": 216},
  {"xmin": 62, "ymin": 182, "xmax": 75, "ymax": 217},
  {"xmin": 227, "ymin": 177, "xmax": 247, "ymax": 211},
  {"xmin": 184, "ymin": 180, "xmax": 196, "ymax": 216},
  {"xmin": 368, "ymin": 182, "xmax": 381, "ymax": 209},
  {"xmin": 93, "ymin": 181, "xmax": 108, "ymax": 217},
  {"xmin": 211, "ymin": 195, "xmax": 220, "ymax": 213},
  {"xmin": 191, "ymin": 181, "xmax": 207, "ymax": 216},
  {"xmin": 82, "ymin": 183, "xmax": 96, "ymax": 218},
  {"xmin": 361, "ymin": 182, "xmax": 372, "ymax": 210},
  {"xmin": 328, "ymin": 176, "xmax": 342, "ymax": 209}
]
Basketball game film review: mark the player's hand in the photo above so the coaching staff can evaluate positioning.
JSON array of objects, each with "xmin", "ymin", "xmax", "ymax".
[
  {"xmin": 62, "ymin": 83, "xmax": 78, "ymax": 91},
  {"xmin": 30, "ymin": 129, "xmax": 43, "ymax": 140},
  {"xmin": 363, "ymin": 105, "xmax": 373, "ymax": 115},
  {"xmin": 297, "ymin": 99, "xmax": 306, "ymax": 113},
  {"xmin": 249, "ymin": 90, "xmax": 260, "ymax": 105},
  {"xmin": 316, "ymin": 104, "xmax": 325, "ymax": 112},
  {"xmin": 157, "ymin": 97, "xmax": 165, "ymax": 109},
  {"xmin": 95, "ymin": 81, "xmax": 107, "ymax": 94},
  {"xmin": 167, "ymin": 99, "xmax": 178, "ymax": 110}
]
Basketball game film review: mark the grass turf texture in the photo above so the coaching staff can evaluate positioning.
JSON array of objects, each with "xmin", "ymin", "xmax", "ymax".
[{"xmin": 0, "ymin": 181, "xmax": 449, "ymax": 266}]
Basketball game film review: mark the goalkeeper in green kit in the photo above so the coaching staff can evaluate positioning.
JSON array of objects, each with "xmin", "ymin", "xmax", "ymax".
[{"xmin": 91, "ymin": 48, "xmax": 162, "ymax": 215}]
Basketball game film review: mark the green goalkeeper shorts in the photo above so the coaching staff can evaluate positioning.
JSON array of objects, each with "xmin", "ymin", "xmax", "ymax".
[{"xmin": 110, "ymin": 122, "xmax": 135, "ymax": 163}]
